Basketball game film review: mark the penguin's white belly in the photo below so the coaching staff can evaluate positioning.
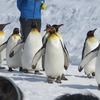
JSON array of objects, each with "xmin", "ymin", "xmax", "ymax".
[
  {"xmin": 44, "ymin": 40, "xmax": 64, "ymax": 78},
  {"xmin": 22, "ymin": 34, "xmax": 42, "ymax": 70},
  {"xmin": 0, "ymin": 36, "xmax": 5, "ymax": 45},
  {"xmin": 83, "ymin": 40, "xmax": 99, "ymax": 76},
  {"xmin": 84, "ymin": 41, "xmax": 99, "ymax": 57},
  {"xmin": 95, "ymin": 51, "xmax": 100, "ymax": 84},
  {"xmin": 84, "ymin": 57, "xmax": 96, "ymax": 75},
  {"xmin": 6, "ymin": 38, "xmax": 22, "ymax": 68}
]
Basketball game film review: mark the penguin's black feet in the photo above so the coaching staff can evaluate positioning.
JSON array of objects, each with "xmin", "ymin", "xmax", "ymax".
[
  {"xmin": 47, "ymin": 76, "xmax": 54, "ymax": 84},
  {"xmin": 34, "ymin": 70, "xmax": 43, "ymax": 75},
  {"xmin": 23, "ymin": 69, "xmax": 28, "ymax": 73},
  {"xmin": 87, "ymin": 74, "xmax": 92, "ymax": 79},
  {"xmin": 92, "ymin": 72, "xmax": 95, "ymax": 76},
  {"xmin": 98, "ymin": 84, "xmax": 100, "ymax": 90},
  {"xmin": 19, "ymin": 67, "xmax": 23, "ymax": 72},
  {"xmin": 55, "ymin": 76, "xmax": 61, "ymax": 83},
  {"xmin": 61, "ymin": 74, "xmax": 68, "ymax": 80},
  {"xmin": 8, "ymin": 68, "xmax": 13, "ymax": 72}
]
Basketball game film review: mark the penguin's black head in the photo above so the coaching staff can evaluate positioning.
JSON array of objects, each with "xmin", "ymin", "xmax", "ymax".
[
  {"xmin": 0, "ymin": 22, "xmax": 10, "ymax": 31},
  {"xmin": 46, "ymin": 24, "xmax": 52, "ymax": 29},
  {"xmin": 13, "ymin": 28, "xmax": 19, "ymax": 34},
  {"xmin": 52, "ymin": 24, "xmax": 64, "ymax": 32},
  {"xmin": 87, "ymin": 28, "xmax": 97, "ymax": 38},
  {"xmin": 31, "ymin": 23, "xmax": 37, "ymax": 29},
  {"xmin": 44, "ymin": 26, "xmax": 56, "ymax": 34}
]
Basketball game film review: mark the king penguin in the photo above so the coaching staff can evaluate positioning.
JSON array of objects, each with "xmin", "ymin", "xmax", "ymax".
[
  {"xmin": 32, "ymin": 26, "xmax": 69, "ymax": 83},
  {"xmin": 0, "ymin": 23, "xmax": 10, "ymax": 69},
  {"xmin": 78, "ymin": 43, "xmax": 100, "ymax": 90},
  {"xmin": 52, "ymin": 24, "xmax": 69, "ymax": 80},
  {"xmin": 42, "ymin": 24, "xmax": 69, "ymax": 80},
  {"xmin": 21, "ymin": 23, "xmax": 42, "ymax": 74},
  {"xmin": 78, "ymin": 29, "xmax": 99, "ymax": 78},
  {"xmin": 0, "ymin": 28, "xmax": 22, "ymax": 71}
]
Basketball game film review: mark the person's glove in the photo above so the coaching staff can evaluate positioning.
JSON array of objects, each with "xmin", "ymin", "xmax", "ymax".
[{"xmin": 41, "ymin": 1, "xmax": 46, "ymax": 10}]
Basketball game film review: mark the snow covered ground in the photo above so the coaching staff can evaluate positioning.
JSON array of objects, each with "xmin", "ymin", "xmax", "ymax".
[
  {"xmin": 1, "ymin": 62, "xmax": 100, "ymax": 100},
  {"xmin": 0, "ymin": 0, "xmax": 100, "ymax": 100}
]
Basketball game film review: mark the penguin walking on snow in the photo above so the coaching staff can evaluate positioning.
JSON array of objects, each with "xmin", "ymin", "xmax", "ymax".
[
  {"xmin": 0, "ymin": 23, "xmax": 10, "ymax": 69},
  {"xmin": 42, "ymin": 24, "xmax": 69, "ymax": 80},
  {"xmin": 0, "ymin": 28, "xmax": 22, "ymax": 71},
  {"xmin": 21, "ymin": 23, "xmax": 42, "ymax": 74},
  {"xmin": 9, "ymin": 24, "xmax": 42, "ymax": 74},
  {"xmin": 32, "ymin": 26, "xmax": 69, "ymax": 83},
  {"xmin": 78, "ymin": 29, "xmax": 99, "ymax": 78},
  {"xmin": 52, "ymin": 24, "xmax": 69, "ymax": 80},
  {"xmin": 78, "ymin": 34, "xmax": 100, "ymax": 90}
]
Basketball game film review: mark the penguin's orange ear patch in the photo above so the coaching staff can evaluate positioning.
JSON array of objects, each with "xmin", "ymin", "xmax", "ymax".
[{"xmin": 0, "ymin": 31, "xmax": 4, "ymax": 35}]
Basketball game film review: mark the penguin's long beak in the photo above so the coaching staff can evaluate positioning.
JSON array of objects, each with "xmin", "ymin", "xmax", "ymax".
[
  {"xmin": 0, "ymin": 22, "xmax": 11, "ymax": 30},
  {"xmin": 4, "ymin": 22, "xmax": 11, "ymax": 26},
  {"xmin": 56, "ymin": 24, "xmax": 64, "ymax": 28},
  {"xmin": 93, "ymin": 28, "xmax": 97, "ymax": 32}
]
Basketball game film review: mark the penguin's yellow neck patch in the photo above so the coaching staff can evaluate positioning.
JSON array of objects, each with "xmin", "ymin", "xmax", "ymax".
[
  {"xmin": 88, "ymin": 36, "xmax": 97, "ymax": 42},
  {"xmin": 49, "ymin": 34, "xmax": 57, "ymax": 40},
  {"xmin": 32, "ymin": 28, "xmax": 40, "ymax": 34},
  {"xmin": 0, "ymin": 31, "xmax": 4, "ymax": 35},
  {"xmin": 12, "ymin": 34, "xmax": 20, "ymax": 37},
  {"xmin": 89, "ymin": 36, "xmax": 94, "ymax": 38}
]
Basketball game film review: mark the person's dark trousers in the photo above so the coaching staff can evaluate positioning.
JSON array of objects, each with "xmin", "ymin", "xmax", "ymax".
[{"xmin": 19, "ymin": 17, "xmax": 41, "ymax": 42}]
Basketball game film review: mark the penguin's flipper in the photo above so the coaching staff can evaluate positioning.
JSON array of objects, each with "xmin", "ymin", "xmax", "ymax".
[
  {"xmin": 9, "ymin": 42, "xmax": 24, "ymax": 57},
  {"xmin": 78, "ymin": 44, "xmax": 100, "ymax": 72},
  {"xmin": 42, "ymin": 33, "xmax": 49, "ymax": 44},
  {"xmin": 42, "ymin": 35, "xmax": 45, "ymax": 43},
  {"xmin": 81, "ymin": 39, "xmax": 87, "ymax": 60},
  {"xmin": 0, "ymin": 41, "xmax": 7, "ymax": 52},
  {"xmin": 63, "ymin": 44, "xmax": 69, "ymax": 70},
  {"xmin": 32, "ymin": 46, "xmax": 45, "ymax": 69}
]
